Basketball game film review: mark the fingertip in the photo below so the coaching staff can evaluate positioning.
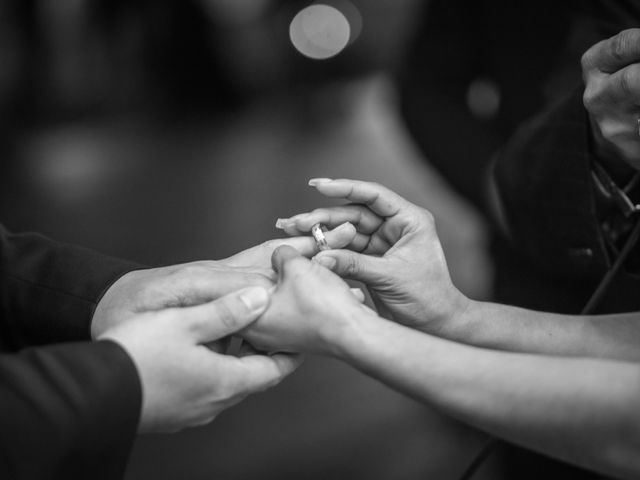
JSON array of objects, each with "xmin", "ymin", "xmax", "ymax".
[
  {"xmin": 275, "ymin": 218, "xmax": 289, "ymax": 230},
  {"xmin": 237, "ymin": 286, "xmax": 271, "ymax": 316},
  {"xmin": 271, "ymin": 353, "xmax": 304, "ymax": 375},
  {"xmin": 308, "ymin": 178, "xmax": 332, "ymax": 187},
  {"xmin": 271, "ymin": 244, "xmax": 301, "ymax": 273}
]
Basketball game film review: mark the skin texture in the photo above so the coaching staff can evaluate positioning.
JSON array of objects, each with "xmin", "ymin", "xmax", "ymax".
[
  {"xmin": 91, "ymin": 225, "xmax": 357, "ymax": 433},
  {"xmin": 99, "ymin": 287, "xmax": 302, "ymax": 433},
  {"xmin": 263, "ymin": 210, "xmax": 640, "ymax": 479},
  {"xmin": 91, "ymin": 223, "xmax": 357, "ymax": 338},
  {"xmin": 277, "ymin": 178, "xmax": 467, "ymax": 331},
  {"xmin": 582, "ymin": 28, "xmax": 640, "ymax": 169},
  {"xmin": 278, "ymin": 178, "xmax": 640, "ymax": 362}
]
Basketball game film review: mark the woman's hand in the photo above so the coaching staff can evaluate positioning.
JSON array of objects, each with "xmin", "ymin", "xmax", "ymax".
[
  {"xmin": 221, "ymin": 222, "xmax": 357, "ymax": 274},
  {"xmin": 242, "ymin": 245, "xmax": 376, "ymax": 356},
  {"xmin": 276, "ymin": 178, "xmax": 469, "ymax": 334}
]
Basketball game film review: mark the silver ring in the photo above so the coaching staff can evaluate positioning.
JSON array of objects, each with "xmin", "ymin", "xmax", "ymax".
[{"xmin": 311, "ymin": 223, "xmax": 331, "ymax": 251}]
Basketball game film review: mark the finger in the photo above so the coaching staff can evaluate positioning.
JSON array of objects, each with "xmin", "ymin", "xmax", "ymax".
[
  {"xmin": 178, "ymin": 286, "xmax": 271, "ymax": 343},
  {"xmin": 601, "ymin": 63, "xmax": 640, "ymax": 105},
  {"xmin": 350, "ymin": 287, "xmax": 366, "ymax": 303},
  {"xmin": 271, "ymin": 245, "xmax": 304, "ymax": 274},
  {"xmin": 582, "ymin": 29, "xmax": 640, "ymax": 74},
  {"xmin": 313, "ymin": 249, "xmax": 383, "ymax": 284},
  {"xmin": 308, "ymin": 178, "xmax": 410, "ymax": 218},
  {"xmin": 269, "ymin": 222, "xmax": 358, "ymax": 259},
  {"xmin": 277, "ymin": 205, "xmax": 383, "ymax": 235},
  {"xmin": 233, "ymin": 353, "xmax": 303, "ymax": 394}
]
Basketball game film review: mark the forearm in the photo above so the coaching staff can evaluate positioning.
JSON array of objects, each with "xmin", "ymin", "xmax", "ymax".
[
  {"xmin": 335, "ymin": 314, "xmax": 640, "ymax": 479},
  {"xmin": 436, "ymin": 300, "xmax": 640, "ymax": 361}
]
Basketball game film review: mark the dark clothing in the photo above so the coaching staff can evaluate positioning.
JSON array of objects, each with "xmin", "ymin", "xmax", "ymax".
[
  {"xmin": 399, "ymin": 0, "xmax": 640, "ymax": 478},
  {"xmin": 494, "ymin": 88, "xmax": 640, "ymax": 313},
  {"xmin": 0, "ymin": 224, "xmax": 142, "ymax": 479}
]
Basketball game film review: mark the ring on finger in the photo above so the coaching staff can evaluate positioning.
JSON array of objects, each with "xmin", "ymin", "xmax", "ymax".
[{"xmin": 311, "ymin": 223, "xmax": 331, "ymax": 251}]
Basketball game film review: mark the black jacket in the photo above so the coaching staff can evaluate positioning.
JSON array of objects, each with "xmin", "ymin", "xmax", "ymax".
[{"xmin": 0, "ymin": 224, "xmax": 142, "ymax": 480}]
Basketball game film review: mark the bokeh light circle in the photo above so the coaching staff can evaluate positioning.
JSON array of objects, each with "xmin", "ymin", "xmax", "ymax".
[{"xmin": 289, "ymin": 4, "xmax": 351, "ymax": 60}]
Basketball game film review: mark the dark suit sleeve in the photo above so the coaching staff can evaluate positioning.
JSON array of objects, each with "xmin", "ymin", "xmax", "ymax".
[
  {"xmin": 0, "ymin": 224, "xmax": 142, "ymax": 350},
  {"xmin": 0, "ymin": 340, "xmax": 142, "ymax": 480},
  {"xmin": 491, "ymin": 88, "xmax": 610, "ymax": 281}
]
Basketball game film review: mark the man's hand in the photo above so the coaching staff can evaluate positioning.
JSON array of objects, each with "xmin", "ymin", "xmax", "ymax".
[
  {"xmin": 99, "ymin": 286, "xmax": 301, "ymax": 433},
  {"xmin": 582, "ymin": 28, "xmax": 640, "ymax": 168},
  {"xmin": 242, "ymin": 245, "xmax": 375, "ymax": 357},
  {"xmin": 91, "ymin": 224, "xmax": 357, "ymax": 338},
  {"xmin": 276, "ymin": 179, "xmax": 469, "ymax": 334}
]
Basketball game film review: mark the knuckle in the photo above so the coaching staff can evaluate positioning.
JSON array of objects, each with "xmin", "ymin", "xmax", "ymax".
[
  {"xmin": 181, "ymin": 263, "xmax": 207, "ymax": 278},
  {"xmin": 581, "ymin": 49, "xmax": 594, "ymax": 71},
  {"xmin": 344, "ymin": 254, "xmax": 360, "ymax": 276},
  {"xmin": 620, "ymin": 67, "xmax": 637, "ymax": 97},
  {"xmin": 582, "ymin": 85, "xmax": 601, "ymax": 110},
  {"xmin": 610, "ymin": 31, "xmax": 628, "ymax": 63}
]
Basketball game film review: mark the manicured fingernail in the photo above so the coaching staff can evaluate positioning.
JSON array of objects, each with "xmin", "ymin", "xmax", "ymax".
[
  {"xmin": 314, "ymin": 255, "xmax": 336, "ymax": 270},
  {"xmin": 308, "ymin": 178, "xmax": 332, "ymax": 187},
  {"xmin": 239, "ymin": 287, "xmax": 270, "ymax": 314},
  {"xmin": 275, "ymin": 218, "xmax": 290, "ymax": 229},
  {"xmin": 335, "ymin": 221, "xmax": 352, "ymax": 231}
]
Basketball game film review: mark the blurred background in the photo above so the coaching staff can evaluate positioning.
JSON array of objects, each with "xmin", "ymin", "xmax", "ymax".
[{"xmin": 0, "ymin": 0, "xmax": 602, "ymax": 479}]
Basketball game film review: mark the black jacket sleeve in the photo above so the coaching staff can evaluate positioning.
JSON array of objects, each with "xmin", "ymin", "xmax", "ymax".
[
  {"xmin": 0, "ymin": 224, "xmax": 141, "ymax": 350},
  {"xmin": 0, "ymin": 340, "xmax": 142, "ymax": 480},
  {"xmin": 0, "ymin": 224, "xmax": 144, "ymax": 479}
]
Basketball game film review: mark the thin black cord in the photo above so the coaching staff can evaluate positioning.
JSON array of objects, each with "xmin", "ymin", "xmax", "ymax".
[
  {"xmin": 458, "ymin": 438, "xmax": 499, "ymax": 480},
  {"xmin": 456, "ymin": 216, "xmax": 640, "ymax": 480},
  {"xmin": 581, "ymin": 217, "xmax": 640, "ymax": 315}
]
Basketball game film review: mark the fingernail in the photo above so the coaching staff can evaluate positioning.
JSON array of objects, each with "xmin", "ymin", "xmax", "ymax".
[
  {"xmin": 335, "ymin": 221, "xmax": 353, "ymax": 231},
  {"xmin": 308, "ymin": 178, "xmax": 332, "ymax": 187},
  {"xmin": 275, "ymin": 218, "xmax": 290, "ymax": 229},
  {"xmin": 314, "ymin": 255, "xmax": 336, "ymax": 270},
  {"xmin": 239, "ymin": 287, "xmax": 270, "ymax": 314}
]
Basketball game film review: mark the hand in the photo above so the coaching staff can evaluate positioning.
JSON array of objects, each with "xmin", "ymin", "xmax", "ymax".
[
  {"xmin": 99, "ymin": 286, "xmax": 301, "ymax": 433},
  {"xmin": 276, "ymin": 179, "xmax": 470, "ymax": 334},
  {"xmin": 242, "ymin": 245, "xmax": 375, "ymax": 356},
  {"xmin": 582, "ymin": 28, "xmax": 640, "ymax": 168},
  {"xmin": 92, "ymin": 223, "xmax": 357, "ymax": 338}
]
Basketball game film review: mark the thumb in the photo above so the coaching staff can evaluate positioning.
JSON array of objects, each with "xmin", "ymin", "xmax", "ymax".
[
  {"xmin": 183, "ymin": 286, "xmax": 271, "ymax": 343},
  {"xmin": 313, "ymin": 249, "xmax": 382, "ymax": 284}
]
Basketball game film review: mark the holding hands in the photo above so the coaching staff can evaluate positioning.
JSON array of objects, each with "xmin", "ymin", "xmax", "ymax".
[
  {"xmin": 276, "ymin": 178, "xmax": 468, "ymax": 334},
  {"xmin": 91, "ymin": 225, "xmax": 358, "ymax": 433},
  {"xmin": 99, "ymin": 286, "xmax": 301, "ymax": 433}
]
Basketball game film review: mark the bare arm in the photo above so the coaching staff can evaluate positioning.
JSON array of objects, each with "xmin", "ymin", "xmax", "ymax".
[
  {"xmin": 337, "ymin": 310, "xmax": 640, "ymax": 480},
  {"xmin": 278, "ymin": 178, "xmax": 640, "ymax": 361},
  {"xmin": 434, "ymin": 300, "xmax": 640, "ymax": 362},
  {"xmin": 256, "ymin": 246, "xmax": 640, "ymax": 480}
]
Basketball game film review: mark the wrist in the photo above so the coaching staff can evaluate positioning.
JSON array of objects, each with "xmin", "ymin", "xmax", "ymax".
[
  {"xmin": 424, "ymin": 288, "xmax": 473, "ymax": 339},
  {"xmin": 322, "ymin": 305, "xmax": 384, "ymax": 360},
  {"xmin": 91, "ymin": 270, "xmax": 138, "ymax": 339}
]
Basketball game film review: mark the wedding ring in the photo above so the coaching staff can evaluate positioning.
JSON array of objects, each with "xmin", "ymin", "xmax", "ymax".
[{"xmin": 311, "ymin": 223, "xmax": 331, "ymax": 251}]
